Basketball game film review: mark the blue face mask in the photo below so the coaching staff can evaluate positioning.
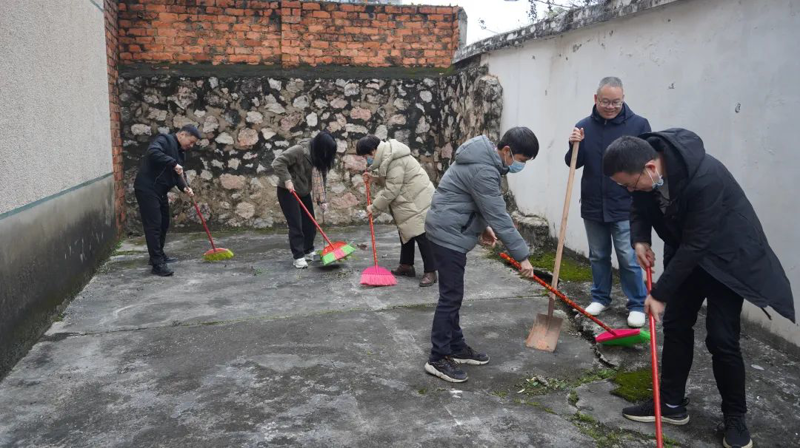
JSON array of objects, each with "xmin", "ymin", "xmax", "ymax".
[
  {"xmin": 366, "ymin": 157, "xmax": 374, "ymax": 166},
  {"xmin": 646, "ymin": 169, "xmax": 664, "ymax": 189},
  {"xmin": 508, "ymin": 160, "xmax": 526, "ymax": 174}
]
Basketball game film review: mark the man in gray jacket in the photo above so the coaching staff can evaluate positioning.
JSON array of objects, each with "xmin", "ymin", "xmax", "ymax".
[{"xmin": 424, "ymin": 127, "xmax": 538, "ymax": 383}]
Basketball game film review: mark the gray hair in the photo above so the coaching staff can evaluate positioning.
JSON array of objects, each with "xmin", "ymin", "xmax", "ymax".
[{"xmin": 597, "ymin": 76, "xmax": 623, "ymax": 94}]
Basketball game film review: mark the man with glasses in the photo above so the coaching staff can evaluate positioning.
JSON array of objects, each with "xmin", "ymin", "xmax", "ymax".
[
  {"xmin": 566, "ymin": 77, "xmax": 652, "ymax": 327},
  {"xmin": 602, "ymin": 130, "xmax": 794, "ymax": 448}
]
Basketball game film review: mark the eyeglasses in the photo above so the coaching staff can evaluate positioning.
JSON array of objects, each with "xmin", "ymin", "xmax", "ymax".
[
  {"xmin": 598, "ymin": 99, "xmax": 623, "ymax": 108},
  {"xmin": 617, "ymin": 170, "xmax": 643, "ymax": 191}
]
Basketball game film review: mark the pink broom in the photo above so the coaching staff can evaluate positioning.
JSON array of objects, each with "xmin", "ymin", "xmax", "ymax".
[{"xmin": 360, "ymin": 180, "xmax": 396, "ymax": 286}]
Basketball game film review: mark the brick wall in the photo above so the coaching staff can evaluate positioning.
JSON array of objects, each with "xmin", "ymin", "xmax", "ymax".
[
  {"xmin": 104, "ymin": 0, "xmax": 125, "ymax": 232},
  {"xmin": 118, "ymin": 0, "xmax": 460, "ymax": 67}
]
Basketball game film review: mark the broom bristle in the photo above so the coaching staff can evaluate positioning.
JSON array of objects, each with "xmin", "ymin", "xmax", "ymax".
[
  {"xmin": 321, "ymin": 242, "xmax": 355, "ymax": 265},
  {"xmin": 361, "ymin": 266, "xmax": 397, "ymax": 286},
  {"xmin": 596, "ymin": 329, "xmax": 651, "ymax": 346},
  {"xmin": 203, "ymin": 248, "xmax": 234, "ymax": 262}
]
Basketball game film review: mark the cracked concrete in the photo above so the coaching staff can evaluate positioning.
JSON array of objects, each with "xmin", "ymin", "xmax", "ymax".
[{"xmin": 0, "ymin": 225, "xmax": 798, "ymax": 447}]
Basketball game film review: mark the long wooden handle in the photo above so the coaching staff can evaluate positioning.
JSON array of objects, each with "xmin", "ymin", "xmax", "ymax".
[{"xmin": 548, "ymin": 141, "xmax": 580, "ymax": 315}]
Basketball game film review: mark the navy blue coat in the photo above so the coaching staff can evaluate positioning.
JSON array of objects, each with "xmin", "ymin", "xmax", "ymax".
[{"xmin": 566, "ymin": 104, "xmax": 651, "ymax": 223}]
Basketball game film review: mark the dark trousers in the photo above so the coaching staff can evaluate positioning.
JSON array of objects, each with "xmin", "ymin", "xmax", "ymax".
[
  {"xmin": 429, "ymin": 241, "xmax": 468, "ymax": 362},
  {"xmin": 135, "ymin": 188, "xmax": 170, "ymax": 265},
  {"xmin": 277, "ymin": 187, "xmax": 316, "ymax": 259},
  {"xmin": 399, "ymin": 233, "xmax": 437, "ymax": 273},
  {"xmin": 661, "ymin": 267, "xmax": 747, "ymax": 416}
]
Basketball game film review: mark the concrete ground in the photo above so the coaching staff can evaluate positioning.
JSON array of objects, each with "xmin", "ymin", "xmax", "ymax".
[{"xmin": 0, "ymin": 225, "xmax": 798, "ymax": 447}]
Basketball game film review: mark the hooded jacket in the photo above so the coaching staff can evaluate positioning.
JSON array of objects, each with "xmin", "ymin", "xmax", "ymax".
[
  {"xmin": 425, "ymin": 135, "xmax": 529, "ymax": 262},
  {"xmin": 630, "ymin": 128, "xmax": 794, "ymax": 322},
  {"xmin": 368, "ymin": 139, "xmax": 434, "ymax": 244}
]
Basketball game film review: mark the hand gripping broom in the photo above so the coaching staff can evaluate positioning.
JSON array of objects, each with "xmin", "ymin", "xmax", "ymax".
[
  {"xmin": 500, "ymin": 253, "xmax": 650, "ymax": 347},
  {"xmin": 290, "ymin": 190, "xmax": 354, "ymax": 265},
  {"xmin": 645, "ymin": 268, "xmax": 664, "ymax": 448},
  {"xmin": 360, "ymin": 181, "xmax": 396, "ymax": 286}
]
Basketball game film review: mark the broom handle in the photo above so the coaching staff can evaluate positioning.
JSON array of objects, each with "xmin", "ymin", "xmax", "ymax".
[
  {"xmin": 192, "ymin": 199, "xmax": 217, "ymax": 251},
  {"xmin": 290, "ymin": 189, "xmax": 336, "ymax": 249},
  {"xmin": 183, "ymin": 173, "xmax": 217, "ymax": 251},
  {"xmin": 366, "ymin": 180, "xmax": 379, "ymax": 268},
  {"xmin": 549, "ymin": 141, "xmax": 581, "ymax": 315},
  {"xmin": 647, "ymin": 269, "xmax": 664, "ymax": 448},
  {"xmin": 500, "ymin": 253, "xmax": 617, "ymax": 335}
]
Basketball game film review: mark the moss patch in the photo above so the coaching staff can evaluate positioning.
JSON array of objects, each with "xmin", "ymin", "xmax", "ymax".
[
  {"xmin": 570, "ymin": 412, "xmax": 681, "ymax": 447},
  {"xmin": 610, "ymin": 369, "xmax": 654, "ymax": 403},
  {"xmin": 528, "ymin": 251, "xmax": 593, "ymax": 283},
  {"xmin": 519, "ymin": 368, "xmax": 616, "ymax": 395}
]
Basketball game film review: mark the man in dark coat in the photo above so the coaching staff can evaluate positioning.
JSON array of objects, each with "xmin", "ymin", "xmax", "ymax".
[
  {"xmin": 134, "ymin": 125, "xmax": 200, "ymax": 276},
  {"xmin": 566, "ymin": 77, "xmax": 651, "ymax": 328},
  {"xmin": 603, "ymin": 128, "xmax": 794, "ymax": 448}
]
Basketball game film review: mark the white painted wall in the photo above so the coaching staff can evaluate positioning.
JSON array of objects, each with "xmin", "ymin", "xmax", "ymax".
[
  {"xmin": 0, "ymin": 0, "xmax": 113, "ymax": 215},
  {"xmin": 485, "ymin": 0, "xmax": 800, "ymax": 344}
]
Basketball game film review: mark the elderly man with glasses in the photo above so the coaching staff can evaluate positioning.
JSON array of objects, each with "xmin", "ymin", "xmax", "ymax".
[{"xmin": 565, "ymin": 76, "xmax": 652, "ymax": 327}]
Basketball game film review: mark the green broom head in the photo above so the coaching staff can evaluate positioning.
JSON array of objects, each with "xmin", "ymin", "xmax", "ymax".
[
  {"xmin": 321, "ymin": 241, "xmax": 355, "ymax": 265},
  {"xmin": 203, "ymin": 247, "xmax": 234, "ymax": 262},
  {"xmin": 596, "ymin": 328, "xmax": 651, "ymax": 346}
]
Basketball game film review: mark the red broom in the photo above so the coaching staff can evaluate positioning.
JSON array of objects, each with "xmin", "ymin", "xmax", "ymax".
[
  {"xmin": 646, "ymin": 268, "xmax": 664, "ymax": 448},
  {"xmin": 500, "ymin": 253, "xmax": 649, "ymax": 347},
  {"xmin": 183, "ymin": 173, "xmax": 234, "ymax": 262},
  {"xmin": 290, "ymin": 190, "xmax": 354, "ymax": 265},
  {"xmin": 360, "ymin": 181, "xmax": 396, "ymax": 286}
]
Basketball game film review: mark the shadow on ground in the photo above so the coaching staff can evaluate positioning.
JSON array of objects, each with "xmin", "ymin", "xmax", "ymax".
[{"xmin": 0, "ymin": 226, "xmax": 797, "ymax": 447}]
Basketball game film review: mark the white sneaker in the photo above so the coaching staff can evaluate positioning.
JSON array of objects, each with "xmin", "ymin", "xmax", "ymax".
[
  {"xmin": 304, "ymin": 252, "xmax": 317, "ymax": 262},
  {"xmin": 627, "ymin": 311, "xmax": 646, "ymax": 328},
  {"xmin": 585, "ymin": 302, "xmax": 607, "ymax": 316},
  {"xmin": 293, "ymin": 257, "xmax": 309, "ymax": 269}
]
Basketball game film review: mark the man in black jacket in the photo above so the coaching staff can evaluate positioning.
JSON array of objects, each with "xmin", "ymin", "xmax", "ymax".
[
  {"xmin": 603, "ymin": 129, "xmax": 794, "ymax": 448},
  {"xmin": 566, "ymin": 77, "xmax": 651, "ymax": 328},
  {"xmin": 134, "ymin": 125, "xmax": 200, "ymax": 276}
]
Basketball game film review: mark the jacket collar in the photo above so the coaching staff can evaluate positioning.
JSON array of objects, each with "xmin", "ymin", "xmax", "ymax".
[{"xmin": 591, "ymin": 103, "xmax": 632, "ymax": 125}]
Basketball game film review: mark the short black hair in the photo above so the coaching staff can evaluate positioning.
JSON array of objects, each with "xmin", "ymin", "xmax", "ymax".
[
  {"xmin": 356, "ymin": 135, "xmax": 381, "ymax": 156},
  {"xmin": 602, "ymin": 136, "xmax": 658, "ymax": 176},
  {"xmin": 179, "ymin": 125, "xmax": 201, "ymax": 139},
  {"xmin": 497, "ymin": 127, "xmax": 539, "ymax": 159}
]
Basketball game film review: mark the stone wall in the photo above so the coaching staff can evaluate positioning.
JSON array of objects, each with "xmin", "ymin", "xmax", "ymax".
[
  {"xmin": 118, "ymin": 0, "xmax": 460, "ymax": 67},
  {"xmin": 120, "ymin": 65, "xmax": 502, "ymax": 233}
]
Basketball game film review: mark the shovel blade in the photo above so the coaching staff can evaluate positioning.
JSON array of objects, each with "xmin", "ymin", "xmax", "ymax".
[{"xmin": 525, "ymin": 313, "xmax": 563, "ymax": 352}]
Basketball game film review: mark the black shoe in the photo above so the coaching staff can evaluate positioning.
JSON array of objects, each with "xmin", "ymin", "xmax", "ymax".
[
  {"xmin": 451, "ymin": 346, "xmax": 490, "ymax": 365},
  {"xmin": 721, "ymin": 414, "xmax": 752, "ymax": 448},
  {"xmin": 151, "ymin": 263, "xmax": 174, "ymax": 277},
  {"xmin": 148, "ymin": 256, "xmax": 177, "ymax": 265},
  {"xmin": 424, "ymin": 356, "xmax": 467, "ymax": 383},
  {"xmin": 622, "ymin": 397, "xmax": 690, "ymax": 425}
]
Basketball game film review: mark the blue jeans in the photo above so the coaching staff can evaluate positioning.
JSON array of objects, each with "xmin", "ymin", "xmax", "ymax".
[{"xmin": 583, "ymin": 219, "xmax": 646, "ymax": 312}]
